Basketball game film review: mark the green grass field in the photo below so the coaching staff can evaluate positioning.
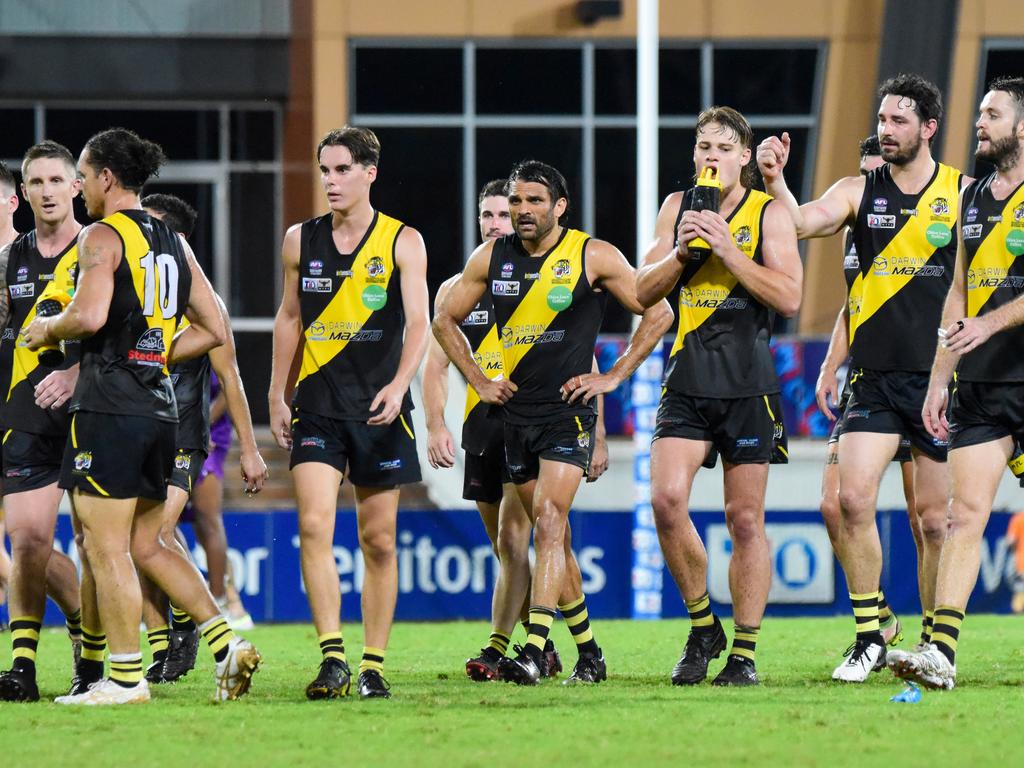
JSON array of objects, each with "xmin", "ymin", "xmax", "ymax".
[{"xmin": 1, "ymin": 616, "xmax": 1022, "ymax": 766}]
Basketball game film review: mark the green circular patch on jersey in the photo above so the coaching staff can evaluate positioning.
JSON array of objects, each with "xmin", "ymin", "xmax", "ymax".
[
  {"xmin": 1007, "ymin": 229, "xmax": 1024, "ymax": 257},
  {"xmin": 925, "ymin": 223, "xmax": 952, "ymax": 248},
  {"xmin": 362, "ymin": 284, "xmax": 388, "ymax": 310},
  {"xmin": 547, "ymin": 285, "xmax": 573, "ymax": 312}
]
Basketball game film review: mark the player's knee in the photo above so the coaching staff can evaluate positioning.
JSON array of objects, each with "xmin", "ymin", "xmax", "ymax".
[
  {"xmin": 724, "ymin": 505, "xmax": 763, "ymax": 545},
  {"xmin": 533, "ymin": 506, "xmax": 566, "ymax": 547},
  {"xmin": 360, "ymin": 528, "xmax": 396, "ymax": 564},
  {"xmin": 298, "ymin": 509, "xmax": 335, "ymax": 545},
  {"xmin": 948, "ymin": 498, "xmax": 985, "ymax": 535},
  {"xmin": 496, "ymin": 519, "xmax": 530, "ymax": 562},
  {"xmin": 130, "ymin": 535, "xmax": 162, "ymax": 567},
  {"xmin": 838, "ymin": 486, "xmax": 872, "ymax": 524},
  {"xmin": 651, "ymin": 486, "xmax": 686, "ymax": 529},
  {"xmin": 7, "ymin": 525, "xmax": 54, "ymax": 556}
]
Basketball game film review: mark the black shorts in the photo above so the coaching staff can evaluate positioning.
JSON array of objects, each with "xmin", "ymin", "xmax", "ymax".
[
  {"xmin": 463, "ymin": 451, "xmax": 510, "ymax": 504},
  {"xmin": 59, "ymin": 412, "xmax": 177, "ymax": 501},
  {"xmin": 289, "ymin": 409, "xmax": 421, "ymax": 487},
  {"xmin": 653, "ymin": 391, "xmax": 788, "ymax": 466},
  {"xmin": 168, "ymin": 448, "xmax": 207, "ymax": 495},
  {"xmin": 504, "ymin": 414, "xmax": 596, "ymax": 485},
  {"xmin": 948, "ymin": 380, "xmax": 1024, "ymax": 452},
  {"xmin": 828, "ymin": 410, "xmax": 913, "ymax": 463},
  {"xmin": 1, "ymin": 429, "xmax": 65, "ymax": 495},
  {"xmin": 841, "ymin": 368, "xmax": 947, "ymax": 461}
]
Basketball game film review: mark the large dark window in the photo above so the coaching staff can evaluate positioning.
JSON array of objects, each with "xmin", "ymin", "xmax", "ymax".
[
  {"xmin": 476, "ymin": 48, "xmax": 581, "ymax": 115},
  {"xmin": 46, "ymin": 109, "xmax": 220, "ymax": 161},
  {"xmin": 355, "ymin": 48, "xmax": 463, "ymax": 115}
]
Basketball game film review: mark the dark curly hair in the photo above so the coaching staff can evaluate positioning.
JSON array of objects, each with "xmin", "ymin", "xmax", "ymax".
[
  {"xmin": 141, "ymin": 193, "xmax": 198, "ymax": 238},
  {"xmin": 83, "ymin": 128, "xmax": 166, "ymax": 193},
  {"xmin": 878, "ymin": 73, "xmax": 944, "ymax": 129}
]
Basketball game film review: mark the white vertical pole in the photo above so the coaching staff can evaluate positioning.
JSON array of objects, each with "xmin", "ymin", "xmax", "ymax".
[{"xmin": 631, "ymin": 0, "xmax": 663, "ymax": 620}]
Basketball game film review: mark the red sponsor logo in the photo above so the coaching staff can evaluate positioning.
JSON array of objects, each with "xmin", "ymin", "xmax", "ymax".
[{"xmin": 128, "ymin": 349, "xmax": 167, "ymax": 364}]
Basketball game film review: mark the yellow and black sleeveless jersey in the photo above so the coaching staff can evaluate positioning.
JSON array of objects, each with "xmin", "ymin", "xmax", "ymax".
[
  {"xmin": 293, "ymin": 211, "xmax": 413, "ymax": 420},
  {"xmin": 849, "ymin": 162, "xmax": 962, "ymax": 370},
  {"xmin": 488, "ymin": 228, "xmax": 606, "ymax": 425},
  {"xmin": 664, "ymin": 187, "xmax": 779, "ymax": 398},
  {"xmin": 459, "ymin": 292, "xmax": 504, "ymax": 455},
  {"xmin": 0, "ymin": 231, "xmax": 81, "ymax": 435},
  {"xmin": 958, "ymin": 174, "xmax": 1024, "ymax": 382},
  {"xmin": 71, "ymin": 210, "xmax": 192, "ymax": 422},
  {"xmin": 168, "ymin": 321, "xmax": 211, "ymax": 451}
]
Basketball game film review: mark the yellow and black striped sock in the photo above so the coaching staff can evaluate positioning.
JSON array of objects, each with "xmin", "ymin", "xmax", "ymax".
[
  {"xmin": 109, "ymin": 653, "xmax": 143, "ymax": 688},
  {"xmin": 931, "ymin": 605, "xmax": 964, "ymax": 665},
  {"xmin": 921, "ymin": 610, "xmax": 934, "ymax": 644},
  {"xmin": 525, "ymin": 606, "xmax": 556, "ymax": 661},
  {"xmin": 198, "ymin": 616, "xmax": 235, "ymax": 663},
  {"xmin": 359, "ymin": 647, "xmax": 386, "ymax": 675},
  {"xmin": 319, "ymin": 631, "xmax": 347, "ymax": 663},
  {"xmin": 850, "ymin": 591, "xmax": 881, "ymax": 640},
  {"xmin": 685, "ymin": 591, "xmax": 715, "ymax": 630},
  {"xmin": 171, "ymin": 606, "xmax": 196, "ymax": 633},
  {"xmin": 558, "ymin": 596, "xmax": 600, "ymax": 657},
  {"xmin": 64, "ymin": 608, "xmax": 83, "ymax": 640},
  {"xmin": 80, "ymin": 625, "xmax": 106, "ymax": 679},
  {"xmin": 487, "ymin": 631, "xmax": 510, "ymax": 657},
  {"xmin": 10, "ymin": 616, "xmax": 42, "ymax": 673},
  {"xmin": 147, "ymin": 625, "xmax": 170, "ymax": 667},
  {"xmin": 731, "ymin": 625, "xmax": 760, "ymax": 663},
  {"xmin": 877, "ymin": 590, "xmax": 893, "ymax": 623}
]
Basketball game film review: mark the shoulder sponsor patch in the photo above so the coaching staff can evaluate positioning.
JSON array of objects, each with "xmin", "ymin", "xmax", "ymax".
[
  {"xmin": 962, "ymin": 224, "xmax": 983, "ymax": 239},
  {"xmin": 9, "ymin": 283, "xmax": 34, "ymax": 299},
  {"xmin": 491, "ymin": 280, "xmax": 520, "ymax": 296},
  {"xmin": 867, "ymin": 214, "xmax": 896, "ymax": 229},
  {"xmin": 302, "ymin": 277, "xmax": 333, "ymax": 293}
]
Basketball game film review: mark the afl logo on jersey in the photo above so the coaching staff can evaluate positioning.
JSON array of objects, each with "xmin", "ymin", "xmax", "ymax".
[
  {"xmin": 733, "ymin": 226, "xmax": 752, "ymax": 250},
  {"xmin": 930, "ymin": 198, "xmax": 950, "ymax": 217},
  {"xmin": 501, "ymin": 262, "xmax": 514, "ymax": 278},
  {"xmin": 16, "ymin": 266, "xmax": 29, "ymax": 283},
  {"xmin": 966, "ymin": 207, "xmax": 979, "ymax": 223},
  {"xmin": 366, "ymin": 256, "xmax": 386, "ymax": 283},
  {"xmin": 308, "ymin": 259, "xmax": 324, "ymax": 276},
  {"xmin": 873, "ymin": 197, "xmax": 888, "ymax": 213}
]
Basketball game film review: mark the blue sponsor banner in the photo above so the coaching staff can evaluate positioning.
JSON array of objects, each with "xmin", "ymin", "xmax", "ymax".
[{"xmin": 41, "ymin": 508, "xmax": 1020, "ymax": 624}]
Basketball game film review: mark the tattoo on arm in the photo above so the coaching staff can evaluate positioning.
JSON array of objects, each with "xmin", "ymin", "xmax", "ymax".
[
  {"xmin": 0, "ymin": 243, "xmax": 11, "ymax": 330},
  {"xmin": 76, "ymin": 240, "xmax": 106, "ymax": 271}
]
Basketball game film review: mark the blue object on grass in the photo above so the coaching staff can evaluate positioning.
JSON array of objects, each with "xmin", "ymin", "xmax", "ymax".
[{"xmin": 890, "ymin": 682, "xmax": 922, "ymax": 703}]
